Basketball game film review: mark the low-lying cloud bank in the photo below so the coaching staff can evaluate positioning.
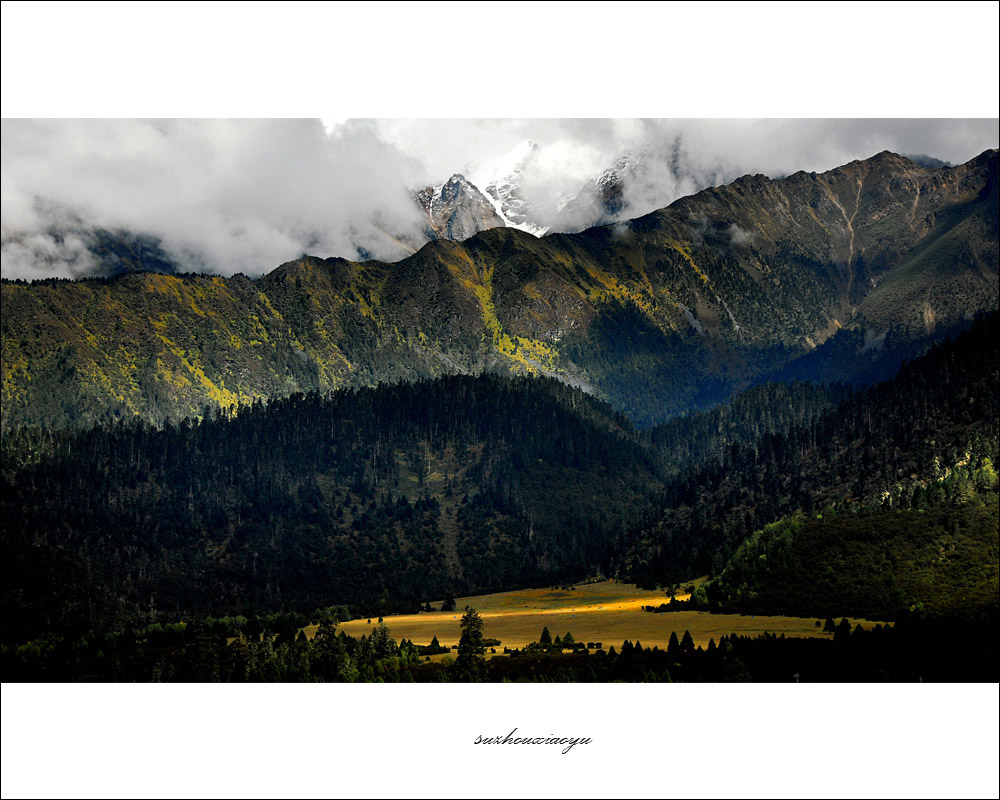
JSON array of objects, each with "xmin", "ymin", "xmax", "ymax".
[{"xmin": 1, "ymin": 119, "xmax": 428, "ymax": 280}]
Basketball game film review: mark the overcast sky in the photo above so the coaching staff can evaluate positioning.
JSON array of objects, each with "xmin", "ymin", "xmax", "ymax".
[{"xmin": 2, "ymin": 118, "xmax": 997, "ymax": 281}]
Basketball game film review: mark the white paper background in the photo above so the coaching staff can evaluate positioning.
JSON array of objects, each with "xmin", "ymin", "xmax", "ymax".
[{"xmin": 2, "ymin": 2, "xmax": 999, "ymax": 798}]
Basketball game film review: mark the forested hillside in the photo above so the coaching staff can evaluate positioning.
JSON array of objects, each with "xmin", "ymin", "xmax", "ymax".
[
  {"xmin": 624, "ymin": 313, "xmax": 1000, "ymax": 590},
  {"xmin": 1, "ymin": 376, "xmax": 659, "ymax": 641},
  {"xmin": 3, "ymin": 314, "xmax": 997, "ymax": 646},
  {"xmin": 646, "ymin": 380, "xmax": 850, "ymax": 478},
  {"xmin": 708, "ymin": 486, "xmax": 999, "ymax": 620}
]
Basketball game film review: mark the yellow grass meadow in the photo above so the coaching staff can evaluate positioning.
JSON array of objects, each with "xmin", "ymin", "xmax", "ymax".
[{"xmin": 309, "ymin": 579, "xmax": 886, "ymax": 652}]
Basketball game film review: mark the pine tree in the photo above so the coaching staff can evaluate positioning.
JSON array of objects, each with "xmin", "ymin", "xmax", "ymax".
[
  {"xmin": 456, "ymin": 607, "xmax": 486, "ymax": 680},
  {"xmin": 370, "ymin": 622, "xmax": 396, "ymax": 659}
]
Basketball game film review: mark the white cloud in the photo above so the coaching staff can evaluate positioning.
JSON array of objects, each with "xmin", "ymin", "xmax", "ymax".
[
  {"xmin": 728, "ymin": 224, "xmax": 754, "ymax": 247},
  {"xmin": 1, "ymin": 118, "xmax": 427, "ymax": 278}
]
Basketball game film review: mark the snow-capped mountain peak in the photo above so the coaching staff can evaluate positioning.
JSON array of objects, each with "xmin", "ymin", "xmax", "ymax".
[
  {"xmin": 470, "ymin": 141, "xmax": 548, "ymax": 235},
  {"xmin": 552, "ymin": 138, "xmax": 735, "ymax": 233}
]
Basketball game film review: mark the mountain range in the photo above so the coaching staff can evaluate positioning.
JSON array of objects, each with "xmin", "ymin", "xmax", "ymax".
[
  {"xmin": 413, "ymin": 137, "xmax": 737, "ymax": 241},
  {"xmin": 3, "ymin": 148, "xmax": 996, "ymax": 431},
  {"xmin": 2, "ymin": 141, "xmax": 968, "ymax": 276}
]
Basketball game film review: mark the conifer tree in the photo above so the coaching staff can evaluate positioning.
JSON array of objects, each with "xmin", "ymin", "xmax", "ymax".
[{"xmin": 456, "ymin": 607, "xmax": 486, "ymax": 680}]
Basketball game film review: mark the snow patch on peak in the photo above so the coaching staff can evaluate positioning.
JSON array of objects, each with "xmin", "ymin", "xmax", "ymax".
[{"xmin": 465, "ymin": 141, "xmax": 548, "ymax": 236}]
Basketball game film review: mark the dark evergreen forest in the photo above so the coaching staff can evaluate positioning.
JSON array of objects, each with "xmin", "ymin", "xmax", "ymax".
[{"xmin": 623, "ymin": 313, "xmax": 1000, "ymax": 590}]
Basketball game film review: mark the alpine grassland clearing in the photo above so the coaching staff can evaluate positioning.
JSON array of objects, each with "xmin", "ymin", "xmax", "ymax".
[{"xmin": 319, "ymin": 580, "xmax": 886, "ymax": 652}]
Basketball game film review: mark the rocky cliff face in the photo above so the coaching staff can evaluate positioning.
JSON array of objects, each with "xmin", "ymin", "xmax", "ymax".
[
  {"xmin": 414, "ymin": 174, "xmax": 506, "ymax": 241},
  {"xmin": 3, "ymin": 149, "xmax": 996, "ymax": 430}
]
